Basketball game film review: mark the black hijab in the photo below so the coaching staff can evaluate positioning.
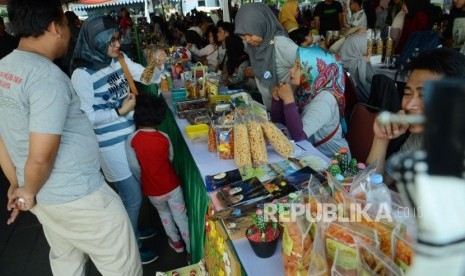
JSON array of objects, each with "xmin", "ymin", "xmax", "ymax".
[{"xmin": 71, "ymin": 15, "xmax": 118, "ymax": 73}]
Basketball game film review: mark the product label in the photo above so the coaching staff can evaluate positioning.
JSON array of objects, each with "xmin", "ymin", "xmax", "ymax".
[
  {"xmin": 282, "ymin": 226, "xmax": 293, "ymax": 256},
  {"xmin": 325, "ymin": 238, "xmax": 358, "ymax": 270},
  {"xmin": 396, "ymin": 258, "xmax": 409, "ymax": 272}
]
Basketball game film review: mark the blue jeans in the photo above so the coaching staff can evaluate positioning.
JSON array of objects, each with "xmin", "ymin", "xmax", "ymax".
[{"xmin": 109, "ymin": 174, "xmax": 142, "ymax": 246}]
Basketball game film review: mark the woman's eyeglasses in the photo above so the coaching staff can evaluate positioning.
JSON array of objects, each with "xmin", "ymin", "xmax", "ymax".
[{"xmin": 109, "ymin": 37, "xmax": 122, "ymax": 47}]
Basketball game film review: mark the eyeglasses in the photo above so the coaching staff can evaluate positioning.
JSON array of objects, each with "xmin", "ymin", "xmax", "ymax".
[{"xmin": 109, "ymin": 37, "xmax": 122, "ymax": 47}]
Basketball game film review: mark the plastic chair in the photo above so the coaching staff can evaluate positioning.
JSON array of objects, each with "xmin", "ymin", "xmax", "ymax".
[{"xmin": 346, "ymin": 103, "xmax": 379, "ymax": 164}]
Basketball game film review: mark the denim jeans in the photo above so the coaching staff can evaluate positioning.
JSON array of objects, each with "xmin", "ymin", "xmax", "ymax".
[{"xmin": 109, "ymin": 174, "xmax": 142, "ymax": 246}]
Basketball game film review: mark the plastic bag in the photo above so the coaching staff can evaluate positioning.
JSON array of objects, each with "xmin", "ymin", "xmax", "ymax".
[
  {"xmin": 281, "ymin": 192, "xmax": 314, "ymax": 276},
  {"xmin": 308, "ymin": 222, "xmax": 329, "ymax": 276},
  {"xmin": 391, "ymin": 224, "xmax": 414, "ymax": 273},
  {"xmin": 234, "ymin": 115, "xmax": 252, "ymax": 168},
  {"xmin": 247, "ymin": 119, "xmax": 267, "ymax": 167},
  {"xmin": 261, "ymin": 121, "xmax": 294, "ymax": 158},
  {"xmin": 356, "ymin": 238, "xmax": 404, "ymax": 276},
  {"xmin": 324, "ymin": 222, "xmax": 380, "ymax": 275},
  {"xmin": 216, "ymin": 126, "xmax": 234, "ymax": 160}
]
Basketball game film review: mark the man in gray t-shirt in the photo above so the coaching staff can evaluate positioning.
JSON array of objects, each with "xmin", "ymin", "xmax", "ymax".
[{"xmin": 0, "ymin": 0, "xmax": 142, "ymax": 275}]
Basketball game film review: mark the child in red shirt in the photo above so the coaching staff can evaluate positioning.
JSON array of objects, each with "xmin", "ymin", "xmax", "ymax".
[{"xmin": 127, "ymin": 93, "xmax": 190, "ymax": 255}]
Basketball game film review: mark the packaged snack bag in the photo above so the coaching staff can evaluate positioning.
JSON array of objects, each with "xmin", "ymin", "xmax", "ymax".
[
  {"xmin": 234, "ymin": 116, "xmax": 252, "ymax": 168},
  {"xmin": 247, "ymin": 119, "xmax": 267, "ymax": 167},
  {"xmin": 356, "ymin": 238, "xmax": 404, "ymax": 276},
  {"xmin": 261, "ymin": 121, "xmax": 294, "ymax": 158}
]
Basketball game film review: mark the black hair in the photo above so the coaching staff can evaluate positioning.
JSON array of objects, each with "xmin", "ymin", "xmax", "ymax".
[
  {"xmin": 8, "ymin": 0, "xmax": 63, "ymax": 38},
  {"xmin": 217, "ymin": 21, "xmax": 234, "ymax": 35},
  {"xmin": 225, "ymin": 34, "xmax": 248, "ymax": 75},
  {"xmin": 289, "ymin": 27, "xmax": 310, "ymax": 46},
  {"xmin": 406, "ymin": 48, "xmax": 465, "ymax": 79},
  {"xmin": 205, "ymin": 25, "xmax": 219, "ymax": 46},
  {"xmin": 185, "ymin": 29, "xmax": 206, "ymax": 49},
  {"xmin": 403, "ymin": 0, "xmax": 429, "ymax": 19},
  {"xmin": 0, "ymin": 16, "xmax": 4, "ymax": 25},
  {"xmin": 352, "ymin": 0, "xmax": 363, "ymax": 7},
  {"xmin": 134, "ymin": 92, "xmax": 166, "ymax": 128}
]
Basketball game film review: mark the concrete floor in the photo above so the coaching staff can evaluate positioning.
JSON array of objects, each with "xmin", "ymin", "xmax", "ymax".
[{"xmin": 0, "ymin": 170, "xmax": 188, "ymax": 276}]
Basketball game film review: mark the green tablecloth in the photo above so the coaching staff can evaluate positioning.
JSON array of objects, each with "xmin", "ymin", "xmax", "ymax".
[{"xmin": 158, "ymin": 109, "xmax": 209, "ymax": 264}]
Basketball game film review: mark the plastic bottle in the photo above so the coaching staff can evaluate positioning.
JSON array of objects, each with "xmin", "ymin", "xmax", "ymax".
[
  {"xmin": 411, "ymin": 48, "xmax": 420, "ymax": 59},
  {"xmin": 366, "ymin": 174, "xmax": 392, "ymax": 215}
]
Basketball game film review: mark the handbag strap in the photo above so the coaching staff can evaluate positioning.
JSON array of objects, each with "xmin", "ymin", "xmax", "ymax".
[
  {"xmin": 117, "ymin": 54, "xmax": 138, "ymax": 95},
  {"xmin": 314, "ymin": 124, "xmax": 340, "ymax": 147}
]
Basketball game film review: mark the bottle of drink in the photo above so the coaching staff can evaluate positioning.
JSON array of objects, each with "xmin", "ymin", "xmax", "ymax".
[
  {"xmin": 366, "ymin": 174, "xmax": 392, "ymax": 215},
  {"xmin": 165, "ymin": 71, "xmax": 173, "ymax": 89},
  {"xmin": 160, "ymin": 75, "xmax": 169, "ymax": 92}
]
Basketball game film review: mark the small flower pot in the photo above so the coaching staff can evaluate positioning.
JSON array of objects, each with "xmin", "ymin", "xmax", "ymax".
[{"xmin": 246, "ymin": 225, "xmax": 281, "ymax": 258}]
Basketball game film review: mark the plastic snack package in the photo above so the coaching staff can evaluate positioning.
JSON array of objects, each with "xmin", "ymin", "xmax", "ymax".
[
  {"xmin": 247, "ymin": 118, "xmax": 267, "ymax": 167},
  {"xmin": 216, "ymin": 126, "xmax": 234, "ymax": 160},
  {"xmin": 391, "ymin": 224, "xmax": 414, "ymax": 273},
  {"xmin": 261, "ymin": 121, "xmax": 294, "ymax": 158},
  {"xmin": 324, "ymin": 222, "xmax": 380, "ymax": 276},
  {"xmin": 356, "ymin": 237, "xmax": 404, "ymax": 276},
  {"xmin": 233, "ymin": 115, "xmax": 252, "ymax": 168},
  {"xmin": 281, "ymin": 192, "xmax": 314, "ymax": 276},
  {"xmin": 307, "ymin": 222, "xmax": 329, "ymax": 276}
]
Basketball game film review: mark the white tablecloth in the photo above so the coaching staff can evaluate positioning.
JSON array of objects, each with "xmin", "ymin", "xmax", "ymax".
[{"xmin": 162, "ymin": 88, "xmax": 329, "ymax": 275}]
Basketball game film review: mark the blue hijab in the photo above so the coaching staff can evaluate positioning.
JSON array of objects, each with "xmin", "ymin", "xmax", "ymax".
[
  {"xmin": 71, "ymin": 15, "xmax": 118, "ymax": 72},
  {"xmin": 295, "ymin": 46, "xmax": 346, "ymax": 120}
]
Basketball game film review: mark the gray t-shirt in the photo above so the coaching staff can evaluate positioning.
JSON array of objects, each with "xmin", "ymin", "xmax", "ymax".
[
  {"xmin": 302, "ymin": 91, "xmax": 348, "ymax": 158},
  {"xmin": 0, "ymin": 50, "xmax": 103, "ymax": 204}
]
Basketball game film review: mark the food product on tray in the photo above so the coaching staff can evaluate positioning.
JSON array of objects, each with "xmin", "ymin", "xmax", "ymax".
[
  {"xmin": 233, "ymin": 123, "xmax": 252, "ymax": 168},
  {"xmin": 261, "ymin": 122, "xmax": 294, "ymax": 158},
  {"xmin": 247, "ymin": 121, "xmax": 267, "ymax": 167}
]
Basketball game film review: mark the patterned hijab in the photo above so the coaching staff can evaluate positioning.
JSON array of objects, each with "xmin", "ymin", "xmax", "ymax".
[
  {"xmin": 71, "ymin": 15, "xmax": 118, "ymax": 72},
  {"xmin": 235, "ymin": 3, "xmax": 287, "ymax": 92},
  {"xmin": 295, "ymin": 46, "xmax": 345, "ymax": 119}
]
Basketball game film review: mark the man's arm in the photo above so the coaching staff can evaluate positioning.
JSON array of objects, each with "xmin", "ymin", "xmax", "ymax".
[
  {"xmin": 13, "ymin": 132, "xmax": 61, "ymax": 210},
  {"xmin": 0, "ymin": 136, "xmax": 21, "ymax": 224},
  {"xmin": 0, "ymin": 136, "xmax": 18, "ymax": 186}
]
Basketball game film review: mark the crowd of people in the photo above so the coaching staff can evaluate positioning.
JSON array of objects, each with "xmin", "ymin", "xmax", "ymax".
[{"xmin": 1, "ymin": 0, "xmax": 465, "ymax": 275}]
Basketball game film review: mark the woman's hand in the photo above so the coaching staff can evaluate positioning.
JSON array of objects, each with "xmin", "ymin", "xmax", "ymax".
[
  {"xmin": 153, "ymin": 49, "xmax": 168, "ymax": 69},
  {"xmin": 119, "ymin": 93, "xmax": 136, "ymax": 116},
  {"xmin": 244, "ymin": 67, "xmax": 254, "ymax": 77},
  {"xmin": 276, "ymin": 83, "xmax": 295, "ymax": 104},
  {"xmin": 373, "ymin": 110, "xmax": 409, "ymax": 140}
]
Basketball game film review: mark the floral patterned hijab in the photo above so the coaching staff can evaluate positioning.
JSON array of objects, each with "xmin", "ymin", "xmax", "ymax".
[{"xmin": 295, "ymin": 46, "xmax": 345, "ymax": 120}]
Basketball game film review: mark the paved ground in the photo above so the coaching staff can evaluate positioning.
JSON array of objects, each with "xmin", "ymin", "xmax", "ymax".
[{"xmin": 0, "ymin": 170, "xmax": 188, "ymax": 276}]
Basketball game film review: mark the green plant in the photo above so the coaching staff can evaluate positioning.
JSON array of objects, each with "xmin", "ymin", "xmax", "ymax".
[{"xmin": 248, "ymin": 207, "xmax": 279, "ymax": 242}]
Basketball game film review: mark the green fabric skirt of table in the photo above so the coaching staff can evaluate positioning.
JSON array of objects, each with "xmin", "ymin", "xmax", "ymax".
[{"xmin": 154, "ymin": 89, "xmax": 208, "ymax": 264}]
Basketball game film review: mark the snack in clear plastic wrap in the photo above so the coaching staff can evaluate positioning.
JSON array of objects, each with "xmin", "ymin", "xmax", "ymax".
[
  {"xmin": 281, "ymin": 194, "xmax": 315, "ymax": 275},
  {"xmin": 324, "ymin": 222, "xmax": 380, "ymax": 276},
  {"xmin": 392, "ymin": 229, "xmax": 414, "ymax": 273},
  {"xmin": 356, "ymin": 238, "xmax": 404, "ymax": 276},
  {"xmin": 208, "ymin": 126, "xmax": 217, "ymax": 152},
  {"xmin": 216, "ymin": 127, "xmax": 234, "ymax": 159},
  {"xmin": 261, "ymin": 121, "xmax": 294, "ymax": 158},
  {"xmin": 247, "ymin": 120, "xmax": 267, "ymax": 167},
  {"xmin": 233, "ymin": 122, "xmax": 252, "ymax": 168}
]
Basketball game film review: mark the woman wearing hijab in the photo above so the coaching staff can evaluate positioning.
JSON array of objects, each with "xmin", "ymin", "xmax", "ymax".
[
  {"xmin": 279, "ymin": 0, "xmax": 300, "ymax": 34},
  {"xmin": 235, "ymin": 3, "xmax": 298, "ymax": 108},
  {"xmin": 70, "ymin": 15, "xmax": 165, "ymax": 265},
  {"xmin": 339, "ymin": 33, "xmax": 375, "ymax": 104},
  {"xmin": 271, "ymin": 46, "xmax": 349, "ymax": 158}
]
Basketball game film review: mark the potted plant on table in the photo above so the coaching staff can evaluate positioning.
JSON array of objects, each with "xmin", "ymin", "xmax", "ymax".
[{"xmin": 246, "ymin": 208, "xmax": 281, "ymax": 258}]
